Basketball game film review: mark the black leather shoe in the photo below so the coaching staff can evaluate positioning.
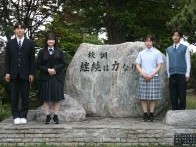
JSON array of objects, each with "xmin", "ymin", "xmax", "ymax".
[
  {"xmin": 143, "ymin": 113, "xmax": 148, "ymax": 122},
  {"xmin": 149, "ymin": 113, "xmax": 154, "ymax": 122},
  {"xmin": 53, "ymin": 115, "xmax": 60, "ymax": 124},
  {"xmin": 45, "ymin": 115, "xmax": 51, "ymax": 124}
]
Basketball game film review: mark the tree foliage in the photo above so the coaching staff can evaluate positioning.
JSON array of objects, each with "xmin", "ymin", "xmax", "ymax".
[
  {"xmin": 35, "ymin": 13, "xmax": 103, "ymax": 56},
  {"xmin": 60, "ymin": 0, "xmax": 179, "ymax": 51},
  {"xmin": 168, "ymin": 0, "xmax": 196, "ymax": 44},
  {"xmin": 0, "ymin": 0, "xmax": 63, "ymax": 40}
]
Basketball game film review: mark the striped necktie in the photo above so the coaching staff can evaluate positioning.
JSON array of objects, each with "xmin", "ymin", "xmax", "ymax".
[{"xmin": 18, "ymin": 40, "xmax": 22, "ymax": 48}]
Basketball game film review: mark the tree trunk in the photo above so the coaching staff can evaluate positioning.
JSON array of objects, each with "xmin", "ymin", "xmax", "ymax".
[
  {"xmin": 105, "ymin": 0, "xmax": 127, "ymax": 44},
  {"xmin": 106, "ymin": 22, "xmax": 126, "ymax": 44}
]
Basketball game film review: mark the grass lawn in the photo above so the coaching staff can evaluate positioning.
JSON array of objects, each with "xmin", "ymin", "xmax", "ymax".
[{"xmin": 187, "ymin": 94, "xmax": 196, "ymax": 109}]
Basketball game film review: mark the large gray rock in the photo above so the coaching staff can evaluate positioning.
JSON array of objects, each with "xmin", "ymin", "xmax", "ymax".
[
  {"xmin": 34, "ymin": 94, "xmax": 86, "ymax": 122},
  {"xmin": 65, "ymin": 42, "xmax": 169, "ymax": 117},
  {"xmin": 164, "ymin": 110, "xmax": 196, "ymax": 126}
]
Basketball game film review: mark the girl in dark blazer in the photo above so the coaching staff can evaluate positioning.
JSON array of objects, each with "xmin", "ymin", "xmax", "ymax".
[{"xmin": 37, "ymin": 33, "xmax": 65, "ymax": 124}]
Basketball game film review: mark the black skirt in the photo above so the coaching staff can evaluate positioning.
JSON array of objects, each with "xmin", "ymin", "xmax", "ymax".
[{"xmin": 39, "ymin": 76, "xmax": 64, "ymax": 102}]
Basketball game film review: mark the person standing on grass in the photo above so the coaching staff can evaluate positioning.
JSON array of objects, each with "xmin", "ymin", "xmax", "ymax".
[
  {"xmin": 4, "ymin": 22, "xmax": 35, "ymax": 125},
  {"xmin": 135, "ymin": 35, "xmax": 163, "ymax": 122},
  {"xmin": 166, "ymin": 29, "xmax": 191, "ymax": 110},
  {"xmin": 37, "ymin": 32, "xmax": 65, "ymax": 124}
]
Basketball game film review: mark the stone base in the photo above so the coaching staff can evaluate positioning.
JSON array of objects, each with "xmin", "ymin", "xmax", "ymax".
[
  {"xmin": 0, "ymin": 111, "xmax": 196, "ymax": 146},
  {"xmin": 34, "ymin": 94, "xmax": 86, "ymax": 123},
  {"xmin": 163, "ymin": 110, "xmax": 196, "ymax": 126}
]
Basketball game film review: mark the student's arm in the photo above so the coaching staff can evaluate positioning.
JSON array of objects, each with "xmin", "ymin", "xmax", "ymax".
[
  {"xmin": 136, "ymin": 64, "xmax": 148, "ymax": 77},
  {"xmin": 149, "ymin": 52, "xmax": 163, "ymax": 77},
  {"xmin": 135, "ymin": 52, "xmax": 147, "ymax": 76},
  {"xmin": 37, "ymin": 50, "xmax": 48, "ymax": 73},
  {"xmin": 29, "ymin": 41, "xmax": 35, "ymax": 83},
  {"xmin": 150, "ymin": 64, "xmax": 162, "ymax": 77},
  {"xmin": 5, "ymin": 42, "xmax": 10, "ymax": 74},
  {"xmin": 4, "ymin": 42, "xmax": 10, "ymax": 82},
  {"xmin": 54, "ymin": 51, "xmax": 65, "ymax": 72},
  {"xmin": 166, "ymin": 51, "xmax": 170, "ymax": 78},
  {"xmin": 185, "ymin": 48, "xmax": 191, "ymax": 81}
]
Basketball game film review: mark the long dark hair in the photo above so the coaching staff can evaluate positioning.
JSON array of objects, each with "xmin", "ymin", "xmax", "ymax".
[{"xmin": 43, "ymin": 32, "xmax": 61, "ymax": 60}]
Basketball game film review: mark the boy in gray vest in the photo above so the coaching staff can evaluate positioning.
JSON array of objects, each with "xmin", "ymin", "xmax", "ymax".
[{"xmin": 166, "ymin": 29, "xmax": 191, "ymax": 110}]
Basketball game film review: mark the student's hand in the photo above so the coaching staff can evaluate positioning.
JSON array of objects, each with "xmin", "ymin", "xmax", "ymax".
[
  {"xmin": 142, "ymin": 73, "xmax": 152, "ymax": 82},
  {"xmin": 48, "ymin": 68, "xmax": 56, "ymax": 75},
  {"xmin": 146, "ymin": 75, "xmax": 153, "ymax": 82},
  {"xmin": 142, "ymin": 74, "xmax": 149, "ymax": 81},
  {"xmin": 52, "ymin": 68, "xmax": 56, "ymax": 74},
  {"xmin": 144, "ymin": 77, "xmax": 151, "ymax": 82},
  {"xmin": 5, "ymin": 74, "xmax": 11, "ymax": 82},
  {"xmin": 29, "ymin": 75, "xmax": 34, "ymax": 83}
]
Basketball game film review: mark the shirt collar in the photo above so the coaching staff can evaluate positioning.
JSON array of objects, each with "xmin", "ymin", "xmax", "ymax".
[
  {"xmin": 173, "ymin": 43, "xmax": 180, "ymax": 49},
  {"xmin": 48, "ymin": 47, "xmax": 54, "ymax": 51},
  {"xmin": 145, "ymin": 47, "xmax": 154, "ymax": 52},
  {"xmin": 16, "ymin": 36, "xmax": 24, "ymax": 43}
]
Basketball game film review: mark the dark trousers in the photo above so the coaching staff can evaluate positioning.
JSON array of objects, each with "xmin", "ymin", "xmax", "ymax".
[
  {"xmin": 10, "ymin": 75, "xmax": 30, "ymax": 119},
  {"xmin": 169, "ymin": 74, "xmax": 187, "ymax": 110}
]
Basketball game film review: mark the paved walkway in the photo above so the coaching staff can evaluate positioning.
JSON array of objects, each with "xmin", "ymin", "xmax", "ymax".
[{"xmin": 0, "ymin": 111, "xmax": 195, "ymax": 146}]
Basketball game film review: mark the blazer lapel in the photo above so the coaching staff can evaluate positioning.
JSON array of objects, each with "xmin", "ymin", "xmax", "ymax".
[
  {"xmin": 13, "ymin": 38, "xmax": 19, "ymax": 50},
  {"xmin": 20, "ymin": 38, "xmax": 27, "ymax": 50}
]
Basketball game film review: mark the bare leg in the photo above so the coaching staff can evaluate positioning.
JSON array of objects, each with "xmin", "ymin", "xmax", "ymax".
[
  {"xmin": 141, "ymin": 100, "xmax": 148, "ymax": 113},
  {"xmin": 43, "ymin": 102, "xmax": 50, "ymax": 115},
  {"xmin": 147, "ymin": 101, "xmax": 150, "ymax": 113},
  {"xmin": 53, "ymin": 102, "xmax": 60, "ymax": 115},
  {"xmin": 149, "ymin": 100, "xmax": 156, "ymax": 113}
]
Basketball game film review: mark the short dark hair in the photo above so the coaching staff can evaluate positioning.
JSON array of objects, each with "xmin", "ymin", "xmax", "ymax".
[
  {"xmin": 14, "ymin": 22, "xmax": 26, "ymax": 30},
  {"xmin": 145, "ymin": 34, "xmax": 155, "ymax": 42},
  {"xmin": 171, "ymin": 29, "xmax": 183, "ymax": 37}
]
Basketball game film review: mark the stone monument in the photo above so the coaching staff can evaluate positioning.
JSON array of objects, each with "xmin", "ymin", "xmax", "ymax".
[{"xmin": 65, "ymin": 42, "xmax": 169, "ymax": 117}]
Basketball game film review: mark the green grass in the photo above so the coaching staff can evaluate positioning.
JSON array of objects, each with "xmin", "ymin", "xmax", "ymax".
[{"xmin": 187, "ymin": 95, "xmax": 196, "ymax": 109}]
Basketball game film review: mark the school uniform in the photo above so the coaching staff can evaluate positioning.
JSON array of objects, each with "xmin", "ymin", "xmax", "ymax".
[
  {"xmin": 37, "ymin": 48, "xmax": 65, "ymax": 102},
  {"xmin": 135, "ymin": 47, "xmax": 163, "ymax": 100},
  {"xmin": 5, "ymin": 37, "xmax": 35, "ymax": 119},
  {"xmin": 166, "ymin": 43, "xmax": 191, "ymax": 110}
]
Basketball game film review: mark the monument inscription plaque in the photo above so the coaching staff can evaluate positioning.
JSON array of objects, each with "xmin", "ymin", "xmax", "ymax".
[{"xmin": 174, "ymin": 133, "xmax": 196, "ymax": 146}]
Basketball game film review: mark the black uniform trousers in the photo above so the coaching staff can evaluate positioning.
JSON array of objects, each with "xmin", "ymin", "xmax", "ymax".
[
  {"xmin": 169, "ymin": 74, "xmax": 187, "ymax": 110},
  {"xmin": 10, "ymin": 74, "xmax": 30, "ymax": 119}
]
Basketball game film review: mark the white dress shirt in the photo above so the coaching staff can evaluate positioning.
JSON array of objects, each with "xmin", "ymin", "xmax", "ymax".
[
  {"xmin": 48, "ymin": 47, "xmax": 54, "ymax": 55},
  {"xmin": 166, "ymin": 43, "xmax": 191, "ymax": 78},
  {"xmin": 16, "ymin": 36, "xmax": 25, "ymax": 46},
  {"xmin": 135, "ymin": 47, "xmax": 163, "ymax": 76}
]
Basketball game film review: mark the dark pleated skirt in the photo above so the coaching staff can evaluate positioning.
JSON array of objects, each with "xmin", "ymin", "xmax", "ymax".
[{"xmin": 39, "ymin": 76, "xmax": 64, "ymax": 102}]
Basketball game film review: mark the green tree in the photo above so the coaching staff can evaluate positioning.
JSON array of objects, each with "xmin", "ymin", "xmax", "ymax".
[
  {"xmin": 60, "ymin": 0, "xmax": 179, "ymax": 51},
  {"xmin": 0, "ymin": 0, "xmax": 63, "ymax": 40},
  {"xmin": 168, "ymin": 0, "xmax": 196, "ymax": 44},
  {"xmin": 36, "ymin": 14, "xmax": 103, "ymax": 56}
]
